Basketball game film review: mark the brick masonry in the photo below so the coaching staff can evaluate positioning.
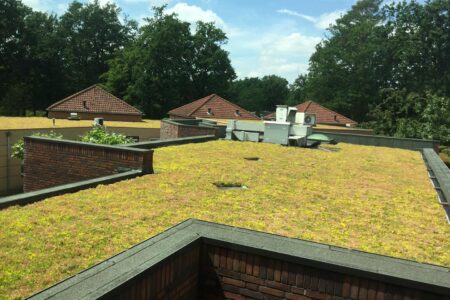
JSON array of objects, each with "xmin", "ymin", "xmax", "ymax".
[
  {"xmin": 23, "ymin": 137, "xmax": 153, "ymax": 192},
  {"xmin": 160, "ymin": 120, "xmax": 217, "ymax": 140},
  {"xmin": 198, "ymin": 244, "xmax": 450, "ymax": 300},
  {"xmin": 48, "ymin": 111, "xmax": 142, "ymax": 122},
  {"xmin": 101, "ymin": 243, "xmax": 200, "ymax": 300}
]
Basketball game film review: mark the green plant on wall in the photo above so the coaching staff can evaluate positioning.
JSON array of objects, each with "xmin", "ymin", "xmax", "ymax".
[
  {"xmin": 11, "ymin": 131, "xmax": 64, "ymax": 160},
  {"xmin": 80, "ymin": 126, "xmax": 134, "ymax": 145}
]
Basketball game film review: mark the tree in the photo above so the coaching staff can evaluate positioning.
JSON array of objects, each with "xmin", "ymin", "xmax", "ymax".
[
  {"xmin": 369, "ymin": 89, "xmax": 450, "ymax": 145},
  {"xmin": 58, "ymin": 0, "xmax": 136, "ymax": 93},
  {"xmin": 226, "ymin": 75, "xmax": 289, "ymax": 115},
  {"xmin": 104, "ymin": 6, "xmax": 235, "ymax": 118},
  {"xmin": 306, "ymin": 0, "xmax": 387, "ymax": 122},
  {"xmin": 287, "ymin": 74, "xmax": 308, "ymax": 105},
  {"xmin": 0, "ymin": 1, "xmax": 64, "ymax": 115},
  {"xmin": 191, "ymin": 22, "xmax": 236, "ymax": 98}
]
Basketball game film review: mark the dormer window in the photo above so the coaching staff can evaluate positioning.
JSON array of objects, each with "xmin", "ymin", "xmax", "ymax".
[
  {"xmin": 235, "ymin": 109, "xmax": 241, "ymax": 117},
  {"xmin": 207, "ymin": 108, "xmax": 213, "ymax": 115},
  {"xmin": 83, "ymin": 101, "xmax": 88, "ymax": 109}
]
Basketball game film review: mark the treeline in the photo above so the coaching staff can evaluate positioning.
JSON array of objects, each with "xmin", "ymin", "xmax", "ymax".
[
  {"xmin": 1, "ymin": 0, "xmax": 449, "ymax": 144},
  {"xmin": 0, "ymin": 1, "xmax": 237, "ymax": 117},
  {"xmin": 299, "ymin": 0, "xmax": 450, "ymax": 144}
]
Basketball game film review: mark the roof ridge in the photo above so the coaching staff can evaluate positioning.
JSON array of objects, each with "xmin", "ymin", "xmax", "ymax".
[
  {"xmin": 306, "ymin": 100, "xmax": 356, "ymax": 123},
  {"xmin": 188, "ymin": 94, "xmax": 216, "ymax": 116},
  {"xmin": 46, "ymin": 85, "xmax": 97, "ymax": 110},
  {"xmin": 95, "ymin": 86, "xmax": 143, "ymax": 115},
  {"xmin": 211, "ymin": 94, "xmax": 258, "ymax": 118},
  {"xmin": 47, "ymin": 85, "xmax": 143, "ymax": 115}
]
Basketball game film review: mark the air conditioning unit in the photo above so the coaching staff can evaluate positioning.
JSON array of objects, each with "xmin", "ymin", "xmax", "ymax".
[{"xmin": 295, "ymin": 112, "xmax": 316, "ymax": 126}]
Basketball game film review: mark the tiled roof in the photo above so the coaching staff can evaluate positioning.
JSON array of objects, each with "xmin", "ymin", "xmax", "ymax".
[
  {"xmin": 264, "ymin": 100, "xmax": 357, "ymax": 125},
  {"xmin": 47, "ymin": 85, "xmax": 143, "ymax": 115},
  {"xmin": 168, "ymin": 94, "xmax": 259, "ymax": 120}
]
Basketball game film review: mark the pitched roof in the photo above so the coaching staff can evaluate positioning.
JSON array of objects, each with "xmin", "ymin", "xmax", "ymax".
[
  {"xmin": 47, "ymin": 85, "xmax": 143, "ymax": 115},
  {"xmin": 168, "ymin": 94, "xmax": 259, "ymax": 120},
  {"xmin": 264, "ymin": 100, "xmax": 357, "ymax": 125}
]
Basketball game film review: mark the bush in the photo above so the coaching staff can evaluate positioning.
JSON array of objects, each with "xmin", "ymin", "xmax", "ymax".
[
  {"xmin": 80, "ymin": 126, "xmax": 134, "ymax": 145},
  {"xmin": 11, "ymin": 131, "xmax": 63, "ymax": 160}
]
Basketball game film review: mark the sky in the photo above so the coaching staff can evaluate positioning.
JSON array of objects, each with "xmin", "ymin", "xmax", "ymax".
[{"xmin": 22, "ymin": 0, "xmax": 361, "ymax": 83}]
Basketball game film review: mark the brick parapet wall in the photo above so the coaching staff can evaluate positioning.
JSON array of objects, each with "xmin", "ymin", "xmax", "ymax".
[
  {"xmin": 102, "ymin": 243, "xmax": 200, "ymax": 299},
  {"xmin": 23, "ymin": 137, "xmax": 153, "ymax": 192},
  {"xmin": 199, "ymin": 244, "xmax": 449, "ymax": 300},
  {"xmin": 160, "ymin": 120, "xmax": 217, "ymax": 140}
]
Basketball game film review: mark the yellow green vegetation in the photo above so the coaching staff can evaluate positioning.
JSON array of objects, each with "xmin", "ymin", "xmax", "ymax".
[
  {"xmin": 0, "ymin": 141, "xmax": 449, "ymax": 298},
  {"xmin": 0, "ymin": 116, "xmax": 160, "ymax": 129}
]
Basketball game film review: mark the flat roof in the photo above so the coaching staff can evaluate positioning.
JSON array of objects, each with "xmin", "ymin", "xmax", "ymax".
[
  {"xmin": 0, "ymin": 117, "xmax": 160, "ymax": 130},
  {"xmin": 0, "ymin": 140, "xmax": 448, "ymax": 298}
]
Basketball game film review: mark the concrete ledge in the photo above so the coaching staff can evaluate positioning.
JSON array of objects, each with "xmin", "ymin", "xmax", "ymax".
[
  {"xmin": 28, "ymin": 219, "xmax": 450, "ymax": 299},
  {"xmin": 316, "ymin": 131, "xmax": 439, "ymax": 151},
  {"xmin": 422, "ymin": 148, "xmax": 450, "ymax": 222},
  {"xmin": 124, "ymin": 135, "xmax": 217, "ymax": 149},
  {"xmin": 0, "ymin": 170, "xmax": 142, "ymax": 210}
]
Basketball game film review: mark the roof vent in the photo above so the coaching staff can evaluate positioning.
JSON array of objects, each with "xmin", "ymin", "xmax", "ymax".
[
  {"xmin": 207, "ymin": 108, "xmax": 213, "ymax": 116},
  {"xmin": 83, "ymin": 101, "xmax": 88, "ymax": 109},
  {"xmin": 235, "ymin": 109, "xmax": 241, "ymax": 117}
]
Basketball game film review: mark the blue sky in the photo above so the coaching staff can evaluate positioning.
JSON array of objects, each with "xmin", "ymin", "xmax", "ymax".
[{"xmin": 23, "ymin": 0, "xmax": 361, "ymax": 82}]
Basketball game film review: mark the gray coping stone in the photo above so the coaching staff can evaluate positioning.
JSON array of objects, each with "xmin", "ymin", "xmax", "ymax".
[
  {"xmin": 25, "ymin": 136, "xmax": 151, "ymax": 153},
  {"xmin": 0, "ymin": 170, "xmax": 143, "ymax": 209},
  {"xmin": 28, "ymin": 219, "xmax": 450, "ymax": 299},
  {"xmin": 124, "ymin": 135, "xmax": 217, "ymax": 149}
]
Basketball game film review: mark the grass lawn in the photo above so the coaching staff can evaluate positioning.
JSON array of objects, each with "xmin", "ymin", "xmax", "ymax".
[
  {"xmin": 0, "ymin": 116, "xmax": 160, "ymax": 129},
  {"xmin": 0, "ymin": 141, "xmax": 449, "ymax": 298}
]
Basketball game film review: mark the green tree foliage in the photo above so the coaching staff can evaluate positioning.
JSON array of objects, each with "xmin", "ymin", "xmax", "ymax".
[
  {"xmin": 104, "ymin": 6, "xmax": 235, "ymax": 118},
  {"xmin": 303, "ymin": 0, "xmax": 450, "ymax": 144},
  {"xmin": 287, "ymin": 74, "xmax": 308, "ymax": 106},
  {"xmin": 227, "ymin": 75, "xmax": 289, "ymax": 115},
  {"xmin": 0, "ymin": 0, "xmax": 135, "ymax": 115},
  {"xmin": 58, "ymin": 0, "xmax": 136, "ymax": 92},
  {"xmin": 306, "ymin": 0, "xmax": 386, "ymax": 122},
  {"xmin": 369, "ymin": 89, "xmax": 450, "ymax": 145}
]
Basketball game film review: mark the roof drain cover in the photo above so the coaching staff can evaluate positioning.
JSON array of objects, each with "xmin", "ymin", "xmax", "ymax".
[
  {"xmin": 244, "ymin": 157, "xmax": 260, "ymax": 161},
  {"xmin": 214, "ymin": 182, "xmax": 248, "ymax": 190}
]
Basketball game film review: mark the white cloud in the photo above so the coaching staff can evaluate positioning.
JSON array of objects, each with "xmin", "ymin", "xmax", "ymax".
[
  {"xmin": 277, "ymin": 9, "xmax": 345, "ymax": 30},
  {"xmin": 166, "ymin": 3, "xmax": 225, "ymax": 28},
  {"xmin": 226, "ymin": 29, "xmax": 321, "ymax": 82},
  {"xmin": 94, "ymin": 0, "xmax": 116, "ymax": 6}
]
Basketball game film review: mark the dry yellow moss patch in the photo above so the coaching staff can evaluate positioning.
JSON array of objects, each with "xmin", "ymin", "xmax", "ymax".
[
  {"xmin": 0, "ymin": 116, "xmax": 160, "ymax": 129},
  {"xmin": 0, "ymin": 141, "xmax": 448, "ymax": 298}
]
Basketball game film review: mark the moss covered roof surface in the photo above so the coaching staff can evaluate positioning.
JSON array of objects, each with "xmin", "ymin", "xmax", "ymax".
[
  {"xmin": 0, "ymin": 117, "xmax": 160, "ymax": 130},
  {"xmin": 0, "ymin": 140, "xmax": 449, "ymax": 298}
]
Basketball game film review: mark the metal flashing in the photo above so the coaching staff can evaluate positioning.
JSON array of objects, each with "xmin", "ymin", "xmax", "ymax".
[{"xmin": 0, "ymin": 170, "xmax": 143, "ymax": 209}]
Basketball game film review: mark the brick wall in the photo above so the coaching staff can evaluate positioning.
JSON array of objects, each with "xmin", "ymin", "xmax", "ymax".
[
  {"xmin": 48, "ymin": 111, "xmax": 142, "ymax": 122},
  {"xmin": 199, "ymin": 244, "xmax": 449, "ymax": 300},
  {"xmin": 101, "ymin": 243, "xmax": 200, "ymax": 300},
  {"xmin": 160, "ymin": 120, "xmax": 217, "ymax": 140},
  {"xmin": 23, "ymin": 137, "xmax": 153, "ymax": 192}
]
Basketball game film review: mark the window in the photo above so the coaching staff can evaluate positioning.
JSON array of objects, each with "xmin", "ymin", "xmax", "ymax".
[
  {"xmin": 207, "ymin": 108, "xmax": 213, "ymax": 115},
  {"xmin": 235, "ymin": 110, "xmax": 241, "ymax": 116}
]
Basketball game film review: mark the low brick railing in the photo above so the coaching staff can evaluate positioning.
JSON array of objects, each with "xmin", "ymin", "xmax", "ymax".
[
  {"xmin": 23, "ymin": 136, "xmax": 153, "ymax": 192},
  {"xmin": 160, "ymin": 118, "xmax": 226, "ymax": 139}
]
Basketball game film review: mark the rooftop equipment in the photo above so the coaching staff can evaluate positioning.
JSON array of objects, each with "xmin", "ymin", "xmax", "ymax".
[{"xmin": 226, "ymin": 105, "xmax": 335, "ymax": 147}]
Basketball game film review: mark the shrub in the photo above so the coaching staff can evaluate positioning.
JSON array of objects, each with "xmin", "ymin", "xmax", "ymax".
[
  {"xmin": 80, "ymin": 126, "xmax": 134, "ymax": 145},
  {"xmin": 11, "ymin": 131, "xmax": 63, "ymax": 160}
]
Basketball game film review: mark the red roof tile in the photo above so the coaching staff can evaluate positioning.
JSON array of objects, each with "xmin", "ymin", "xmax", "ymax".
[
  {"xmin": 264, "ymin": 101, "xmax": 357, "ymax": 125},
  {"xmin": 168, "ymin": 94, "xmax": 259, "ymax": 120},
  {"xmin": 47, "ymin": 85, "xmax": 143, "ymax": 115}
]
